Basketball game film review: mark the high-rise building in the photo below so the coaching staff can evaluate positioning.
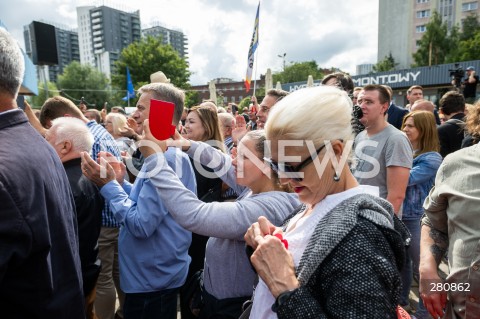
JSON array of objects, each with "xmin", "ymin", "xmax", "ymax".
[
  {"xmin": 142, "ymin": 24, "xmax": 188, "ymax": 59},
  {"xmin": 379, "ymin": 0, "xmax": 480, "ymax": 69},
  {"xmin": 76, "ymin": 5, "xmax": 141, "ymax": 78},
  {"xmin": 23, "ymin": 21, "xmax": 80, "ymax": 83}
]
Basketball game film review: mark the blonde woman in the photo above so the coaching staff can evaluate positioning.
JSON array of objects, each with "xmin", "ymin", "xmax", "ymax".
[
  {"xmin": 105, "ymin": 112, "xmax": 132, "ymax": 153},
  {"xmin": 244, "ymin": 86, "xmax": 405, "ymax": 318}
]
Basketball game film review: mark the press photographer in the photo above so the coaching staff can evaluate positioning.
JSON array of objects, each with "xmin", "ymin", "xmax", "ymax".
[
  {"xmin": 449, "ymin": 64, "xmax": 464, "ymax": 89},
  {"xmin": 463, "ymin": 66, "xmax": 479, "ymax": 103}
]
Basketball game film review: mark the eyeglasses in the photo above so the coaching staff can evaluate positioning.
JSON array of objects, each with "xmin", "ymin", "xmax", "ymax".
[{"xmin": 264, "ymin": 144, "xmax": 326, "ymax": 182}]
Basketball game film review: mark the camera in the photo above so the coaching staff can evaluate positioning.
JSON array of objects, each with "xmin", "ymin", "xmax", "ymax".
[{"xmin": 449, "ymin": 63, "xmax": 465, "ymax": 88}]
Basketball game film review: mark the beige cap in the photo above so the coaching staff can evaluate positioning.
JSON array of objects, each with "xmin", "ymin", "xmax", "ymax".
[{"xmin": 150, "ymin": 71, "xmax": 171, "ymax": 83}]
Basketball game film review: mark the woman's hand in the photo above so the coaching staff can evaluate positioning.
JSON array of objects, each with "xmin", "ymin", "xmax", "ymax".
[
  {"xmin": 244, "ymin": 216, "xmax": 299, "ymax": 297},
  {"xmin": 169, "ymin": 129, "xmax": 191, "ymax": 151},
  {"xmin": 244, "ymin": 216, "xmax": 278, "ymax": 249}
]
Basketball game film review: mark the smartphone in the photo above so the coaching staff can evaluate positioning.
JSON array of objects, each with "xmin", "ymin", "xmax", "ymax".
[
  {"xmin": 16, "ymin": 95, "xmax": 25, "ymax": 111},
  {"xmin": 149, "ymin": 99, "xmax": 176, "ymax": 140}
]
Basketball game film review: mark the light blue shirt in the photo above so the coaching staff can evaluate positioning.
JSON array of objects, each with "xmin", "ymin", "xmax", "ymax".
[{"xmin": 100, "ymin": 148, "xmax": 196, "ymax": 293}]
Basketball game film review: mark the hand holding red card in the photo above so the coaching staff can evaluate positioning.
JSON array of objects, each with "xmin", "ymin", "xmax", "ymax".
[{"xmin": 148, "ymin": 99, "xmax": 176, "ymax": 140}]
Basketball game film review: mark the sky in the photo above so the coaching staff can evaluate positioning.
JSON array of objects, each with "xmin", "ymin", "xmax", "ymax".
[{"xmin": 0, "ymin": 0, "xmax": 379, "ymax": 85}]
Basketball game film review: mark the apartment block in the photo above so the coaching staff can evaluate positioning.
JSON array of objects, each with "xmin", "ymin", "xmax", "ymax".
[
  {"xmin": 77, "ymin": 5, "xmax": 141, "ymax": 78},
  {"xmin": 379, "ymin": 0, "xmax": 480, "ymax": 69},
  {"xmin": 142, "ymin": 24, "xmax": 188, "ymax": 59}
]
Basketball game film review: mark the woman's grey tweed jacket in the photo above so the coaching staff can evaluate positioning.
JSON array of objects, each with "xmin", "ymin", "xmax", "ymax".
[{"xmin": 276, "ymin": 194, "xmax": 406, "ymax": 319}]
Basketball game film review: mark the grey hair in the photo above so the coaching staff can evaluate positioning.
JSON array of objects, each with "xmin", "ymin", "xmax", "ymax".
[
  {"xmin": 138, "ymin": 83, "xmax": 185, "ymax": 124},
  {"xmin": 50, "ymin": 117, "xmax": 94, "ymax": 152},
  {"xmin": 0, "ymin": 27, "xmax": 25, "ymax": 97},
  {"xmin": 217, "ymin": 112, "xmax": 235, "ymax": 129}
]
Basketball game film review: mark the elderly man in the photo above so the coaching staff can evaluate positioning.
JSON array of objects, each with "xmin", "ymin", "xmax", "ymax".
[
  {"xmin": 420, "ymin": 144, "xmax": 480, "ymax": 319},
  {"xmin": 29, "ymin": 95, "xmax": 124, "ymax": 319},
  {"xmin": 218, "ymin": 112, "xmax": 236, "ymax": 153},
  {"xmin": 46, "ymin": 117, "xmax": 104, "ymax": 319},
  {"xmin": 0, "ymin": 27, "xmax": 84, "ymax": 318},
  {"xmin": 82, "ymin": 82, "xmax": 196, "ymax": 319}
]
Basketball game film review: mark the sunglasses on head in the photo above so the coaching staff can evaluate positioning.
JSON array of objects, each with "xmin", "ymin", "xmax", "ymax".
[{"xmin": 264, "ymin": 144, "xmax": 326, "ymax": 182}]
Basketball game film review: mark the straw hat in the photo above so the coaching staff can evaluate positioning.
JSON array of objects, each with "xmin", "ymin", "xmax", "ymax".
[{"xmin": 150, "ymin": 71, "xmax": 171, "ymax": 83}]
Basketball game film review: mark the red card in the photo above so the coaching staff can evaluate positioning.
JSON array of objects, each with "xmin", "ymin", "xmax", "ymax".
[{"xmin": 149, "ymin": 99, "xmax": 176, "ymax": 140}]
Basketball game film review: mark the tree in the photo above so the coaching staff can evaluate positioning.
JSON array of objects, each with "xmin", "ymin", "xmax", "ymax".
[
  {"xmin": 413, "ymin": 11, "xmax": 450, "ymax": 66},
  {"xmin": 460, "ymin": 14, "xmax": 480, "ymax": 41},
  {"xmin": 111, "ymin": 35, "xmax": 191, "ymax": 103},
  {"xmin": 373, "ymin": 53, "xmax": 398, "ymax": 72},
  {"xmin": 184, "ymin": 90, "xmax": 201, "ymax": 108},
  {"xmin": 28, "ymin": 81, "xmax": 59, "ymax": 108},
  {"xmin": 272, "ymin": 61, "xmax": 325, "ymax": 84},
  {"xmin": 57, "ymin": 61, "xmax": 111, "ymax": 108}
]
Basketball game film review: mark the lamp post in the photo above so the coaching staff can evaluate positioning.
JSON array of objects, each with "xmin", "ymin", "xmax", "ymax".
[{"xmin": 278, "ymin": 53, "xmax": 286, "ymax": 71}]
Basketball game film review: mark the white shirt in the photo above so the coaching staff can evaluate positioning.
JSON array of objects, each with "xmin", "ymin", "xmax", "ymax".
[{"xmin": 249, "ymin": 185, "xmax": 379, "ymax": 319}]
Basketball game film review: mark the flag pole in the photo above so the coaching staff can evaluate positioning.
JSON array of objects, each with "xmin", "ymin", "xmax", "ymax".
[{"xmin": 253, "ymin": 45, "xmax": 258, "ymax": 97}]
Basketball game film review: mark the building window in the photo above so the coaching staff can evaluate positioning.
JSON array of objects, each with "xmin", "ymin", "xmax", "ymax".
[
  {"xmin": 462, "ymin": 1, "xmax": 478, "ymax": 11},
  {"xmin": 416, "ymin": 25, "xmax": 427, "ymax": 33},
  {"xmin": 416, "ymin": 10, "xmax": 430, "ymax": 18},
  {"xmin": 416, "ymin": 0, "xmax": 429, "ymax": 3}
]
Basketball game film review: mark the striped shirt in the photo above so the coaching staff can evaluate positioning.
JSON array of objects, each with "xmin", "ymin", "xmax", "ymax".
[{"xmin": 86, "ymin": 121, "xmax": 122, "ymax": 228}]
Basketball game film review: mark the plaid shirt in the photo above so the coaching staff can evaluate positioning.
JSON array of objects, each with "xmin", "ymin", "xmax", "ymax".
[{"xmin": 86, "ymin": 121, "xmax": 122, "ymax": 228}]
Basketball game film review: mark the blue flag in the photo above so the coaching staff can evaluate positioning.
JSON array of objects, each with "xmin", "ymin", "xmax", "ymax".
[{"xmin": 122, "ymin": 67, "xmax": 135, "ymax": 101}]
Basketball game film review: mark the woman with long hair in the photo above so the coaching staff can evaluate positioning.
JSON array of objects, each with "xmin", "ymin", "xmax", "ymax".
[{"xmin": 400, "ymin": 110, "xmax": 442, "ymax": 318}]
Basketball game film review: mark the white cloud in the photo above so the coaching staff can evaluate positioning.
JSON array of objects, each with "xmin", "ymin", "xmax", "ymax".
[{"xmin": 0, "ymin": 0, "xmax": 379, "ymax": 85}]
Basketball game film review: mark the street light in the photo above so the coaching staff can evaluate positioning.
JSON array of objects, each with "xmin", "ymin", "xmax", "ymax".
[{"xmin": 278, "ymin": 53, "xmax": 286, "ymax": 71}]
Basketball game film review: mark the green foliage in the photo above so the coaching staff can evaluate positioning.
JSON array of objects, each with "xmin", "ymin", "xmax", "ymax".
[
  {"xmin": 238, "ymin": 96, "xmax": 252, "ymax": 111},
  {"xmin": 29, "ymin": 81, "xmax": 59, "ymax": 107},
  {"xmin": 185, "ymin": 90, "xmax": 201, "ymax": 108},
  {"xmin": 413, "ymin": 12, "xmax": 480, "ymax": 66},
  {"xmin": 272, "ymin": 61, "xmax": 324, "ymax": 84},
  {"xmin": 413, "ymin": 11, "xmax": 450, "ymax": 66},
  {"xmin": 57, "ymin": 61, "xmax": 111, "ymax": 108},
  {"xmin": 111, "ymin": 35, "xmax": 191, "ymax": 105},
  {"xmin": 460, "ymin": 14, "xmax": 480, "ymax": 41},
  {"xmin": 373, "ymin": 53, "xmax": 398, "ymax": 72}
]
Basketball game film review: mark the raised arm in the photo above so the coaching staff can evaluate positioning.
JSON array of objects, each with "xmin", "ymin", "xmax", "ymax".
[
  {"xmin": 143, "ymin": 153, "xmax": 293, "ymax": 240},
  {"xmin": 186, "ymin": 140, "xmax": 246, "ymax": 195}
]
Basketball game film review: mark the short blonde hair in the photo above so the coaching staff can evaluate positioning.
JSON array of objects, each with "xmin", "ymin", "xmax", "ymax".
[
  {"xmin": 265, "ymin": 86, "xmax": 354, "ymax": 148},
  {"xmin": 106, "ymin": 113, "xmax": 127, "ymax": 136}
]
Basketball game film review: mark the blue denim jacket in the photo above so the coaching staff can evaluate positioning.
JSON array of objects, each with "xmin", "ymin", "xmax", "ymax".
[{"xmin": 402, "ymin": 151, "xmax": 443, "ymax": 220}]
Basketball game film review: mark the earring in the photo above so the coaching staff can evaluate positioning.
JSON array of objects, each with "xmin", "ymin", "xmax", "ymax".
[{"xmin": 333, "ymin": 173, "xmax": 340, "ymax": 182}]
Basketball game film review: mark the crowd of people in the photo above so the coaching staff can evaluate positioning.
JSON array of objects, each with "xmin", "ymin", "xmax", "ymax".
[{"xmin": 1, "ymin": 26, "xmax": 480, "ymax": 319}]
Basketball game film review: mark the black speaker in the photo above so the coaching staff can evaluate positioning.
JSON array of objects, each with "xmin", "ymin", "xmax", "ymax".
[{"xmin": 30, "ymin": 21, "xmax": 58, "ymax": 65}]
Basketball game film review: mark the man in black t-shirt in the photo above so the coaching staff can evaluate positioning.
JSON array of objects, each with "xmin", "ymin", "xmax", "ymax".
[{"xmin": 463, "ymin": 66, "xmax": 479, "ymax": 103}]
